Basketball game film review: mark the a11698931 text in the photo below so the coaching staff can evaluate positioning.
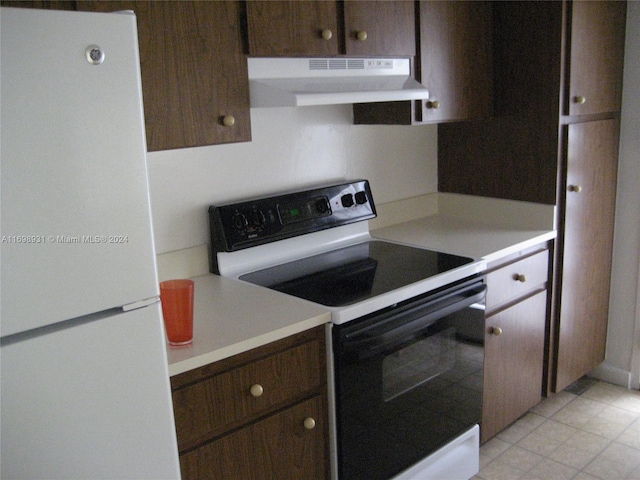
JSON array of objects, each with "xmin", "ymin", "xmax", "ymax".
[{"xmin": 1, "ymin": 235, "xmax": 129, "ymax": 244}]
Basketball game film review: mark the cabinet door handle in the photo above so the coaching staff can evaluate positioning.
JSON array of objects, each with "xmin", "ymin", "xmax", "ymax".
[
  {"xmin": 573, "ymin": 95, "xmax": 587, "ymax": 104},
  {"xmin": 568, "ymin": 185, "xmax": 582, "ymax": 193},
  {"xmin": 426, "ymin": 100, "xmax": 440, "ymax": 109},
  {"xmin": 303, "ymin": 417, "xmax": 316, "ymax": 430},
  {"xmin": 515, "ymin": 274, "xmax": 527, "ymax": 283},
  {"xmin": 321, "ymin": 29, "xmax": 333, "ymax": 40},
  {"xmin": 221, "ymin": 115, "xmax": 235, "ymax": 127},
  {"xmin": 250, "ymin": 384, "xmax": 264, "ymax": 397},
  {"xmin": 356, "ymin": 30, "xmax": 368, "ymax": 41},
  {"xmin": 490, "ymin": 326, "xmax": 503, "ymax": 336}
]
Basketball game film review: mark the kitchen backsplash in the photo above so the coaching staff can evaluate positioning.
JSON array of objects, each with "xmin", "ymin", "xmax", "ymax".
[{"xmin": 147, "ymin": 104, "xmax": 437, "ymax": 256}]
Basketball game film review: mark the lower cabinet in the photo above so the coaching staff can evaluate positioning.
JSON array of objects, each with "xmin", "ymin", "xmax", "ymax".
[
  {"xmin": 170, "ymin": 326, "xmax": 329, "ymax": 480},
  {"xmin": 482, "ymin": 245, "xmax": 550, "ymax": 442},
  {"xmin": 483, "ymin": 291, "xmax": 548, "ymax": 442},
  {"xmin": 554, "ymin": 119, "xmax": 619, "ymax": 392},
  {"xmin": 180, "ymin": 396, "xmax": 326, "ymax": 479}
]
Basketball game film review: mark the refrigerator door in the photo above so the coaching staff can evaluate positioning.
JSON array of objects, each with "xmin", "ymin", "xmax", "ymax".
[
  {"xmin": 1, "ymin": 8, "xmax": 159, "ymax": 336},
  {"xmin": 1, "ymin": 303, "xmax": 180, "ymax": 479}
]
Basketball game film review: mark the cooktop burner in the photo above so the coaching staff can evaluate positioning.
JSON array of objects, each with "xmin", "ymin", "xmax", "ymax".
[{"xmin": 239, "ymin": 240, "xmax": 474, "ymax": 307}]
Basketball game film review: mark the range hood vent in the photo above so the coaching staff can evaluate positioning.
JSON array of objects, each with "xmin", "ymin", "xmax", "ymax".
[{"xmin": 247, "ymin": 57, "xmax": 429, "ymax": 108}]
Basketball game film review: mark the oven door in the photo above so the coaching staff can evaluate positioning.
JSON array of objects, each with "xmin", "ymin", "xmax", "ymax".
[{"xmin": 332, "ymin": 277, "xmax": 486, "ymax": 480}]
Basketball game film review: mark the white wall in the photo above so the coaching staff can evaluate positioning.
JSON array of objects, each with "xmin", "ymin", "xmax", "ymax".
[
  {"xmin": 147, "ymin": 105, "xmax": 437, "ymax": 255},
  {"xmin": 595, "ymin": 0, "xmax": 640, "ymax": 390}
]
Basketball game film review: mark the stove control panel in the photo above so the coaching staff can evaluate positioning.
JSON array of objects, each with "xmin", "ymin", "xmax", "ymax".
[{"xmin": 209, "ymin": 180, "xmax": 376, "ymax": 253}]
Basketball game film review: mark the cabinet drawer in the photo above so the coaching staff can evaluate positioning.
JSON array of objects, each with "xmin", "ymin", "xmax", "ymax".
[
  {"xmin": 172, "ymin": 337, "xmax": 323, "ymax": 450},
  {"xmin": 180, "ymin": 395, "xmax": 328, "ymax": 480},
  {"xmin": 486, "ymin": 250, "xmax": 549, "ymax": 311}
]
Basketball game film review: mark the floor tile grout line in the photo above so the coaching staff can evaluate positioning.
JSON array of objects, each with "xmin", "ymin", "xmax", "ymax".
[{"xmin": 476, "ymin": 379, "xmax": 640, "ymax": 480}]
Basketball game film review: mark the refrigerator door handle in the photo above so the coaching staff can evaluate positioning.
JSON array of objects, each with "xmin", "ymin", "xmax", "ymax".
[{"xmin": 122, "ymin": 296, "xmax": 160, "ymax": 311}]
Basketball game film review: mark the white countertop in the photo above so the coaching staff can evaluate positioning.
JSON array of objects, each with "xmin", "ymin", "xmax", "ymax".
[
  {"xmin": 166, "ymin": 274, "xmax": 330, "ymax": 376},
  {"xmin": 372, "ymin": 214, "xmax": 556, "ymax": 263}
]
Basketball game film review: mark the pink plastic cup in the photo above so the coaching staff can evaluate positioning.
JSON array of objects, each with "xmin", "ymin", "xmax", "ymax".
[{"xmin": 159, "ymin": 279, "xmax": 194, "ymax": 346}]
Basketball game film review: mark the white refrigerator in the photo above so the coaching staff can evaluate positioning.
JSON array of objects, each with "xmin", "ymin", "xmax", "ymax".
[{"xmin": 1, "ymin": 7, "xmax": 181, "ymax": 479}]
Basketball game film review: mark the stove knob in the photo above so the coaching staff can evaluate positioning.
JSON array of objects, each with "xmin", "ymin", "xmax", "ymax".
[
  {"xmin": 316, "ymin": 198, "xmax": 330, "ymax": 214},
  {"xmin": 355, "ymin": 191, "xmax": 368, "ymax": 205},
  {"xmin": 232, "ymin": 213, "xmax": 248, "ymax": 230},
  {"xmin": 250, "ymin": 210, "xmax": 266, "ymax": 227},
  {"xmin": 341, "ymin": 194, "xmax": 355, "ymax": 208}
]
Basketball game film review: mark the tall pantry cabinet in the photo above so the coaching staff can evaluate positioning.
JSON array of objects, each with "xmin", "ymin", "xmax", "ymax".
[{"xmin": 438, "ymin": 0, "xmax": 627, "ymax": 394}]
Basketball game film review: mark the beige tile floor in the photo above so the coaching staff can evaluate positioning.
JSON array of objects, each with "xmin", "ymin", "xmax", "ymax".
[{"xmin": 476, "ymin": 379, "xmax": 640, "ymax": 480}]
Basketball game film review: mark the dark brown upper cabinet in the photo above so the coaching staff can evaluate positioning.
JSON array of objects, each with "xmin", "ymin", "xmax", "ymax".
[
  {"xmin": 246, "ymin": 0, "xmax": 415, "ymax": 57},
  {"xmin": 566, "ymin": 0, "xmax": 627, "ymax": 116},
  {"xmin": 78, "ymin": 1, "xmax": 251, "ymax": 151},
  {"xmin": 343, "ymin": 0, "xmax": 415, "ymax": 56},
  {"xmin": 353, "ymin": 1, "xmax": 493, "ymax": 126},
  {"xmin": 246, "ymin": 0, "xmax": 340, "ymax": 56},
  {"xmin": 416, "ymin": 1, "xmax": 493, "ymax": 123}
]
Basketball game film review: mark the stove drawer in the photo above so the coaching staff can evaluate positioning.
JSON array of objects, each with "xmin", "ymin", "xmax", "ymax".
[
  {"xmin": 486, "ymin": 249, "xmax": 549, "ymax": 312},
  {"xmin": 171, "ymin": 327, "xmax": 326, "ymax": 452}
]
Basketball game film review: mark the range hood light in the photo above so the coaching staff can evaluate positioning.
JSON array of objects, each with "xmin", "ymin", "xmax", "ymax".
[{"xmin": 247, "ymin": 57, "xmax": 429, "ymax": 108}]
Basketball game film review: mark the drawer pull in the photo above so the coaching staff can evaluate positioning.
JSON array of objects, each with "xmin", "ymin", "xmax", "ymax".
[
  {"xmin": 303, "ymin": 417, "xmax": 316, "ymax": 430},
  {"xmin": 321, "ymin": 29, "xmax": 333, "ymax": 40},
  {"xmin": 250, "ymin": 384, "xmax": 264, "ymax": 397},
  {"xmin": 516, "ymin": 274, "xmax": 527, "ymax": 283},
  {"xmin": 490, "ymin": 327, "xmax": 503, "ymax": 336},
  {"xmin": 356, "ymin": 30, "xmax": 368, "ymax": 41}
]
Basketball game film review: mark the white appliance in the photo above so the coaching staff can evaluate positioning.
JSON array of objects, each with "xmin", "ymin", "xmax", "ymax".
[
  {"xmin": 1, "ymin": 7, "xmax": 180, "ymax": 479},
  {"xmin": 247, "ymin": 57, "xmax": 430, "ymax": 107}
]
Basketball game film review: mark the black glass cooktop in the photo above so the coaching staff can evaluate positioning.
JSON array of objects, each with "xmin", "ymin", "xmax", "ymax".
[{"xmin": 239, "ymin": 241, "xmax": 474, "ymax": 307}]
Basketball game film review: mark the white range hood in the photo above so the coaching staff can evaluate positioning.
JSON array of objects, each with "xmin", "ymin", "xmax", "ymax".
[{"xmin": 247, "ymin": 57, "xmax": 429, "ymax": 108}]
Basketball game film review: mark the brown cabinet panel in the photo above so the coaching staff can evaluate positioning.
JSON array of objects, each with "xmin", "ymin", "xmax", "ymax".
[
  {"xmin": 483, "ymin": 291, "xmax": 547, "ymax": 442},
  {"xmin": 555, "ymin": 119, "xmax": 619, "ymax": 391},
  {"xmin": 343, "ymin": 0, "xmax": 415, "ymax": 56},
  {"xmin": 486, "ymin": 250, "xmax": 549, "ymax": 312},
  {"xmin": 354, "ymin": 0, "xmax": 493, "ymax": 126},
  {"xmin": 438, "ymin": 116, "xmax": 560, "ymax": 205},
  {"xmin": 246, "ymin": 0, "xmax": 340, "ymax": 56},
  {"xmin": 172, "ymin": 337, "xmax": 322, "ymax": 451},
  {"xmin": 78, "ymin": 1, "xmax": 251, "ymax": 151},
  {"xmin": 437, "ymin": 1, "xmax": 563, "ymax": 205},
  {"xmin": 1, "ymin": 1, "xmax": 74, "ymax": 9},
  {"xmin": 567, "ymin": 1, "xmax": 627, "ymax": 116},
  {"xmin": 180, "ymin": 395, "xmax": 329, "ymax": 480},
  {"xmin": 418, "ymin": 0, "xmax": 493, "ymax": 123},
  {"xmin": 171, "ymin": 327, "xmax": 329, "ymax": 479}
]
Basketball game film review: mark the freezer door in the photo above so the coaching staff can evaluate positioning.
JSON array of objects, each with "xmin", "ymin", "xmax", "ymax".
[
  {"xmin": 1, "ymin": 8, "xmax": 159, "ymax": 336},
  {"xmin": 0, "ymin": 304, "xmax": 180, "ymax": 479}
]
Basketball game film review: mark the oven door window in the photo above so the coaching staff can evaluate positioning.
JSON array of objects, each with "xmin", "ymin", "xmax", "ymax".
[{"xmin": 382, "ymin": 325, "xmax": 458, "ymax": 402}]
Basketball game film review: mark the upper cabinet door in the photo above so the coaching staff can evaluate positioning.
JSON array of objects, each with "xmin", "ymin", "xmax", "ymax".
[
  {"xmin": 246, "ymin": 0, "xmax": 340, "ymax": 56},
  {"xmin": 78, "ymin": 1, "xmax": 251, "ymax": 151},
  {"xmin": 343, "ymin": 0, "xmax": 415, "ymax": 56},
  {"xmin": 418, "ymin": 1, "xmax": 493, "ymax": 122},
  {"xmin": 567, "ymin": 0, "xmax": 627, "ymax": 116}
]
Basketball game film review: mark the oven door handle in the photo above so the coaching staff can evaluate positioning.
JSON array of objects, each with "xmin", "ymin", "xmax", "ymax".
[{"xmin": 339, "ymin": 284, "xmax": 486, "ymax": 355}]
